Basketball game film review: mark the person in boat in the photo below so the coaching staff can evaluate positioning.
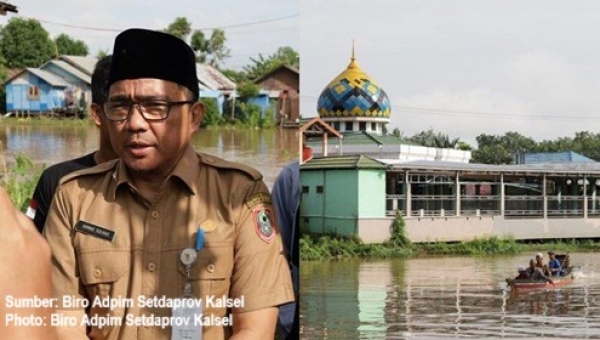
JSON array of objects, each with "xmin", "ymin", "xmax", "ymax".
[
  {"xmin": 535, "ymin": 252, "xmax": 551, "ymax": 276},
  {"xmin": 526, "ymin": 258, "xmax": 554, "ymax": 283},
  {"xmin": 515, "ymin": 266, "xmax": 529, "ymax": 280},
  {"xmin": 547, "ymin": 250, "xmax": 564, "ymax": 277}
]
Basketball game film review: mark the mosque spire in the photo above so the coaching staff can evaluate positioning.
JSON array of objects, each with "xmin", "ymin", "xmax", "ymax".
[{"xmin": 348, "ymin": 39, "xmax": 359, "ymax": 69}]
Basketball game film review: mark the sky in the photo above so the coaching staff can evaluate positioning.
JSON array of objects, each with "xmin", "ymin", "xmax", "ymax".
[
  {"xmin": 300, "ymin": 0, "xmax": 600, "ymax": 145},
  {"xmin": 0, "ymin": 0, "xmax": 298, "ymax": 70}
]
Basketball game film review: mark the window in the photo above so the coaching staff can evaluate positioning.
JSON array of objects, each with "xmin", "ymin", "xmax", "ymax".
[
  {"xmin": 27, "ymin": 86, "xmax": 40, "ymax": 100},
  {"xmin": 316, "ymin": 186, "xmax": 324, "ymax": 193},
  {"xmin": 302, "ymin": 186, "xmax": 309, "ymax": 194},
  {"xmin": 345, "ymin": 122, "xmax": 353, "ymax": 131},
  {"xmin": 333, "ymin": 122, "xmax": 340, "ymax": 131},
  {"xmin": 371, "ymin": 122, "xmax": 377, "ymax": 131},
  {"xmin": 359, "ymin": 122, "xmax": 366, "ymax": 131}
]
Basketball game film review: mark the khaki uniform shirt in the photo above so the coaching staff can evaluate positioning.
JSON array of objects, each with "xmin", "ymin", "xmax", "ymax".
[{"xmin": 44, "ymin": 146, "xmax": 294, "ymax": 340}]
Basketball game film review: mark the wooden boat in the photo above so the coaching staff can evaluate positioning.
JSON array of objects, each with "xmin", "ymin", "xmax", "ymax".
[
  {"xmin": 506, "ymin": 273, "xmax": 573, "ymax": 290},
  {"xmin": 505, "ymin": 254, "xmax": 577, "ymax": 290}
]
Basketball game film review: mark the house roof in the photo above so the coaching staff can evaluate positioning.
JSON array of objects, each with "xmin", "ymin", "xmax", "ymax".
[
  {"xmin": 388, "ymin": 159, "xmax": 600, "ymax": 176},
  {"xmin": 19, "ymin": 68, "xmax": 71, "ymax": 87},
  {"xmin": 196, "ymin": 63, "xmax": 236, "ymax": 91},
  {"xmin": 300, "ymin": 154, "xmax": 387, "ymax": 171},
  {"xmin": 59, "ymin": 55, "xmax": 98, "ymax": 75},
  {"xmin": 253, "ymin": 64, "xmax": 299, "ymax": 85},
  {"xmin": 517, "ymin": 151, "xmax": 596, "ymax": 164},
  {"xmin": 43, "ymin": 60, "xmax": 91, "ymax": 84}
]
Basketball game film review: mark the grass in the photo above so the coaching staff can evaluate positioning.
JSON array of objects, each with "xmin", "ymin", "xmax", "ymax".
[
  {"xmin": 0, "ymin": 147, "xmax": 45, "ymax": 212},
  {"xmin": 300, "ymin": 214, "xmax": 600, "ymax": 261}
]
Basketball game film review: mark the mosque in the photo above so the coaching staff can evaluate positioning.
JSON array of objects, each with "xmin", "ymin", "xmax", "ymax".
[
  {"xmin": 300, "ymin": 47, "xmax": 600, "ymax": 244},
  {"xmin": 304, "ymin": 47, "xmax": 471, "ymax": 163}
]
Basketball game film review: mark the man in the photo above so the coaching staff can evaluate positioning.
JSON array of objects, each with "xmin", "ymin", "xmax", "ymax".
[
  {"xmin": 271, "ymin": 144, "xmax": 312, "ymax": 340},
  {"xmin": 526, "ymin": 259, "xmax": 554, "ymax": 284},
  {"xmin": 44, "ymin": 28, "xmax": 294, "ymax": 340},
  {"xmin": 547, "ymin": 251, "xmax": 563, "ymax": 277},
  {"xmin": 27, "ymin": 55, "xmax": 117, "ymax": 232},
  {"xmin": 0, "ymin": 187, "xmax": 56, "ymax": 340},
  {"xmin": 535, "ymin": 252, "xmax": 551, "ymax": 276}
]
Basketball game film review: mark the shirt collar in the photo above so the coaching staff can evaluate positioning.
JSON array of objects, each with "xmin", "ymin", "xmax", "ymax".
[{"xmin": 109, "ymin": 145, "xmax": 200, "ymax": 200}]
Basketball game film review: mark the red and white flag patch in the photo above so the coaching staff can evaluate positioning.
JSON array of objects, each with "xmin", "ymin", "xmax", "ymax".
[{"xmin": 26, "ymin": 199, "xmax": 37, "ymax": 220}]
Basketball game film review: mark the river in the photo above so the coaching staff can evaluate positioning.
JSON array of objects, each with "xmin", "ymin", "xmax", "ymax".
[
  {"xmin": 301, "ymin": 253, "xmax": 600, "ymax": 339},
  {"xmin": 0, "ymin": 124, "xmax": 299, "ymax": 188}
]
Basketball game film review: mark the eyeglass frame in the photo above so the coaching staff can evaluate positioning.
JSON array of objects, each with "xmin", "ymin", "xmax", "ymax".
[{"xmin": 103, "ymin": 99, "xmax": 196, "ymax": 122}]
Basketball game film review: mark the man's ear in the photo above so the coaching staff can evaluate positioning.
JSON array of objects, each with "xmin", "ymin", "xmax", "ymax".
[
  {"xmin": 190, "ymin": 101, "xmax": 205, "ymax": 132},
  {"xmin": 90, "ymin": 103, "xmax": 103, "ymax": 127}
]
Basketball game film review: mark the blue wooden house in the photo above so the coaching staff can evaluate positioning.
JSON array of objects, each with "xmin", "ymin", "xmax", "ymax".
[{"xmin": 5, "ymin": 68, "xmax": 70, "ymax": 113}]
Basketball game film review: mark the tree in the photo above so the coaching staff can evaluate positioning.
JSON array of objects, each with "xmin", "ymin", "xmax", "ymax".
[
  {"xmin": 163, "ymin": 18, "xmax": 230, "ymax": 68},
  {"xmin": 55, "ymin": 33, "xmax": 88, "ymax": 56},
  {"xmin": 243, "ymin": 46, "xmax": 299, "ymax": 80},
  {"xmin": 96, "ymin": 49, "xmax": 109, "ymax": 59},
  {"xmin": 471, "ymin": 144, "xmax": 513, "ymax": 164},
  {"xmin": 0, "ymin": 18, "xmax": 55, "ymax": 68},
  {"xmin": 163, "ymin": 17, "xmax": 192, "ymax": 40},
  {"xmin": 409, "ymin": 129, "xmax": 461, "ymax": 148}
]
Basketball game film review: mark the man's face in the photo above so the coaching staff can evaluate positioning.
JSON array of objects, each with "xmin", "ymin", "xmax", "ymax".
[{"xmin": 107, "ymin": 78, "xmax": 203, "ymax": 178}]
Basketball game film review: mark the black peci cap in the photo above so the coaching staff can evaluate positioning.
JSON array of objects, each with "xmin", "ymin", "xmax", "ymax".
[{"xmin": 108, "ymin": 28, "xmax": 199, "ymax": 97}]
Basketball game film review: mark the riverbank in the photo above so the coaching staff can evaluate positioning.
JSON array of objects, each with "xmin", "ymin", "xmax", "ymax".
[
  {"xmin": 0, "ymin": 116, "xmax": 92, "ymax": 126},
  {"xmin": 300, "ymin": 214, "xmax": 600, "ymax": 260}
]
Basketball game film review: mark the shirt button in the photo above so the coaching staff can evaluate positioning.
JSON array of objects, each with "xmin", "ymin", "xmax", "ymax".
[
  {"xmin": 147, "ymin": 262, "xmax": 156, "ymax": 272},
  {"xmin": 151, "ymin": 211, "xmax": 159, "ymax": 219},
  {"xmin": 206, "ymin": 264, "xmax": 215, "ymax": 273},
  {"xmin": 94, "ymin": 268, "xmax": 102, "ymax": 278}
]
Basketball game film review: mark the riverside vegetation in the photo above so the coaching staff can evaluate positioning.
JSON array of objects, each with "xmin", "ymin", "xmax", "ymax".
[{"xmin": 301, "ymin": 213, "xmax": 600, "ymax": 261}]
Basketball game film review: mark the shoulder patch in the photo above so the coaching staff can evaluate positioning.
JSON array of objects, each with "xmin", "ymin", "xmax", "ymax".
[
  {"xmin": 245, "ymin": 192, "xmax": 272, "ymax": 208},
  {"xmin": 198, "ymin": 153, "xmax": 263, "ymax": 181},
  {"xmin": 58, "ymin": 159, "xmax": 119, "ymax": 187}
]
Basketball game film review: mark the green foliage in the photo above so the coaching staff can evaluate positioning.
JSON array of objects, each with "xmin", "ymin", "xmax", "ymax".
[
  {"xmin": 0, "ymin": 153, "xmax": 44, "ymax": 212},
  {"xmin": 96, "ymin": 49, "xmax": 109, "ymax": 60},
  {"xmin": 409, "ymin": 128, "xmax": 461, "ymax": 148},
  {"xmin": 243, "ymin": 46, "xmax": 299, "ymax": 81},
  {"xmin": 200, "ymin": 98, "xmax": 224, "ymax": 127},
  {"xmin": 163, "ymin": 17, "xmax": 192, "ymax": 40},
  {"xmin": 237, "ymin": 82, "xmax": 260, "ymax": 99},
  {"xmin": 0, "ymin": 18, "xmax": 55, "ymax": 68},
  {"xmin": 163, "ymin": 18, "xmax": 230, "ymax": 68},
  {"xmin": 388, "ymin": 212, "xmax": 411, "ymax": 248},
  {"xmin": 300, "ymin": 233, "xmax": 411, "ymax": 261},
  {"xmin": 54, "ymin": 33, "xmax": 89, "ymax": 56}
]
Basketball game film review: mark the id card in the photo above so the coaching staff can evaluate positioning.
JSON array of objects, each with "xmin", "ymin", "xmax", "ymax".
[{"xmin": 171, "ymin": 298, "xmax": 203, "ymax": 340}]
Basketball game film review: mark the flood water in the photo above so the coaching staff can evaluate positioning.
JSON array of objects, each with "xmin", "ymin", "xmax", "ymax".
[
  {"xmin": 301, "ymin": 253, "xmax": 600, "ymax": 339},
  {"xmin": 0, "ymin": 124, "xmax": 299, "ymax": 188}
]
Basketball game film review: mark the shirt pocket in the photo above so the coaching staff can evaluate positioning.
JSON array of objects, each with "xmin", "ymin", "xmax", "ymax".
[
  {"xmin": 78, "ymin": 251, "xmax": 130, "ymax": 318},
  {"xmin": 176, "ymin": 244, "xmax": 233, "ymax": 300}
]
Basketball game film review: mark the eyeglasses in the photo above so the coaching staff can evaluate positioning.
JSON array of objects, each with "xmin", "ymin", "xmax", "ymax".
[{"xmin": 104, "ymin": 100, "xmax": 195, "ymax": 121}]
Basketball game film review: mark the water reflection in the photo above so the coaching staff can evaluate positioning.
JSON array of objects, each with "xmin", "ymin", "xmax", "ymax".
[
  {"xmin": 0, "ymin": 124, "xmax": 298, "ymax": 188},
  {"xmin": 301, "ymin": 254, "xmax": 600, "ymax": 339}
]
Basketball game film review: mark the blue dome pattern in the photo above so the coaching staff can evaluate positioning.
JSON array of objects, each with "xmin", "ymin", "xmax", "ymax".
[{"xmin": 317, "ymin": 56, "xmax": 391, "ymax": 119}]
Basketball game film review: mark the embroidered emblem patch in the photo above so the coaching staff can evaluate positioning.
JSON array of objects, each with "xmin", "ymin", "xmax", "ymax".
[
  {"xmin": 253, "ymin": 206, "xmax": 277, "ymax": 243},
  {"xmin": 245, "ymin": 192, "xmax": 272, "ymax": 208}
]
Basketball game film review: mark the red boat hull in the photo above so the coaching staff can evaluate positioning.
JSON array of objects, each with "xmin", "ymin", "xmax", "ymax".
[{"xmin": 506, "ymin": 276, "xmax": 573, "ymax": 290}]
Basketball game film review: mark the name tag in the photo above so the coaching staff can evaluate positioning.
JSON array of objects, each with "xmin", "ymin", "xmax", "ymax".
[
  {"xmin": 171, "ymin": 298, "xmax": 203, "ymax": 340},
  {"xmin": 74, "ymin": 221, "xmax": 116, "ymax": 242}
]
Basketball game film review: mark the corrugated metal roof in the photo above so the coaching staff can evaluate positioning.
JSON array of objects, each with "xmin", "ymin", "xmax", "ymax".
[
  {"xmin": 300, "ymin": 154, "xmax": 387, "ymax": 170},
  {"xmin": 517, "ymin": 151, "xmax": 596, "ymax": 164},
  {"xmin": 60, "ymin": 55, "xmax": 98, "ymax": 75},
  {"xmin": 388, "ymin": 159, "xmax": 600, "ymax": 175},
  {"xmin": 26, "ymin": 68, "xmax": 70, "ymax": 87},
  {"xmin": 196, "ymin": 63, "xmax": 236, "ymax": 91},
  {"xmin": 46, "ymin": 60, "xmax": 91, "ymax": 84}
]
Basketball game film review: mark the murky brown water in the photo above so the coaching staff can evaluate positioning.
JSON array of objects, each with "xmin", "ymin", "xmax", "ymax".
[
  {"xmin": 0, "ymin": 124, "xmax": 299, "ymax": 188},
  {"xmin": 301, "ymin": 253, "xmax": 600, "ymax": 339}
]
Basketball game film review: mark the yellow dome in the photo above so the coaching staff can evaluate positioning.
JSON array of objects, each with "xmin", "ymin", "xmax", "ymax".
[{"xmin": 317, "ymin": 49, "xmax": 391, "ymax": 119}]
